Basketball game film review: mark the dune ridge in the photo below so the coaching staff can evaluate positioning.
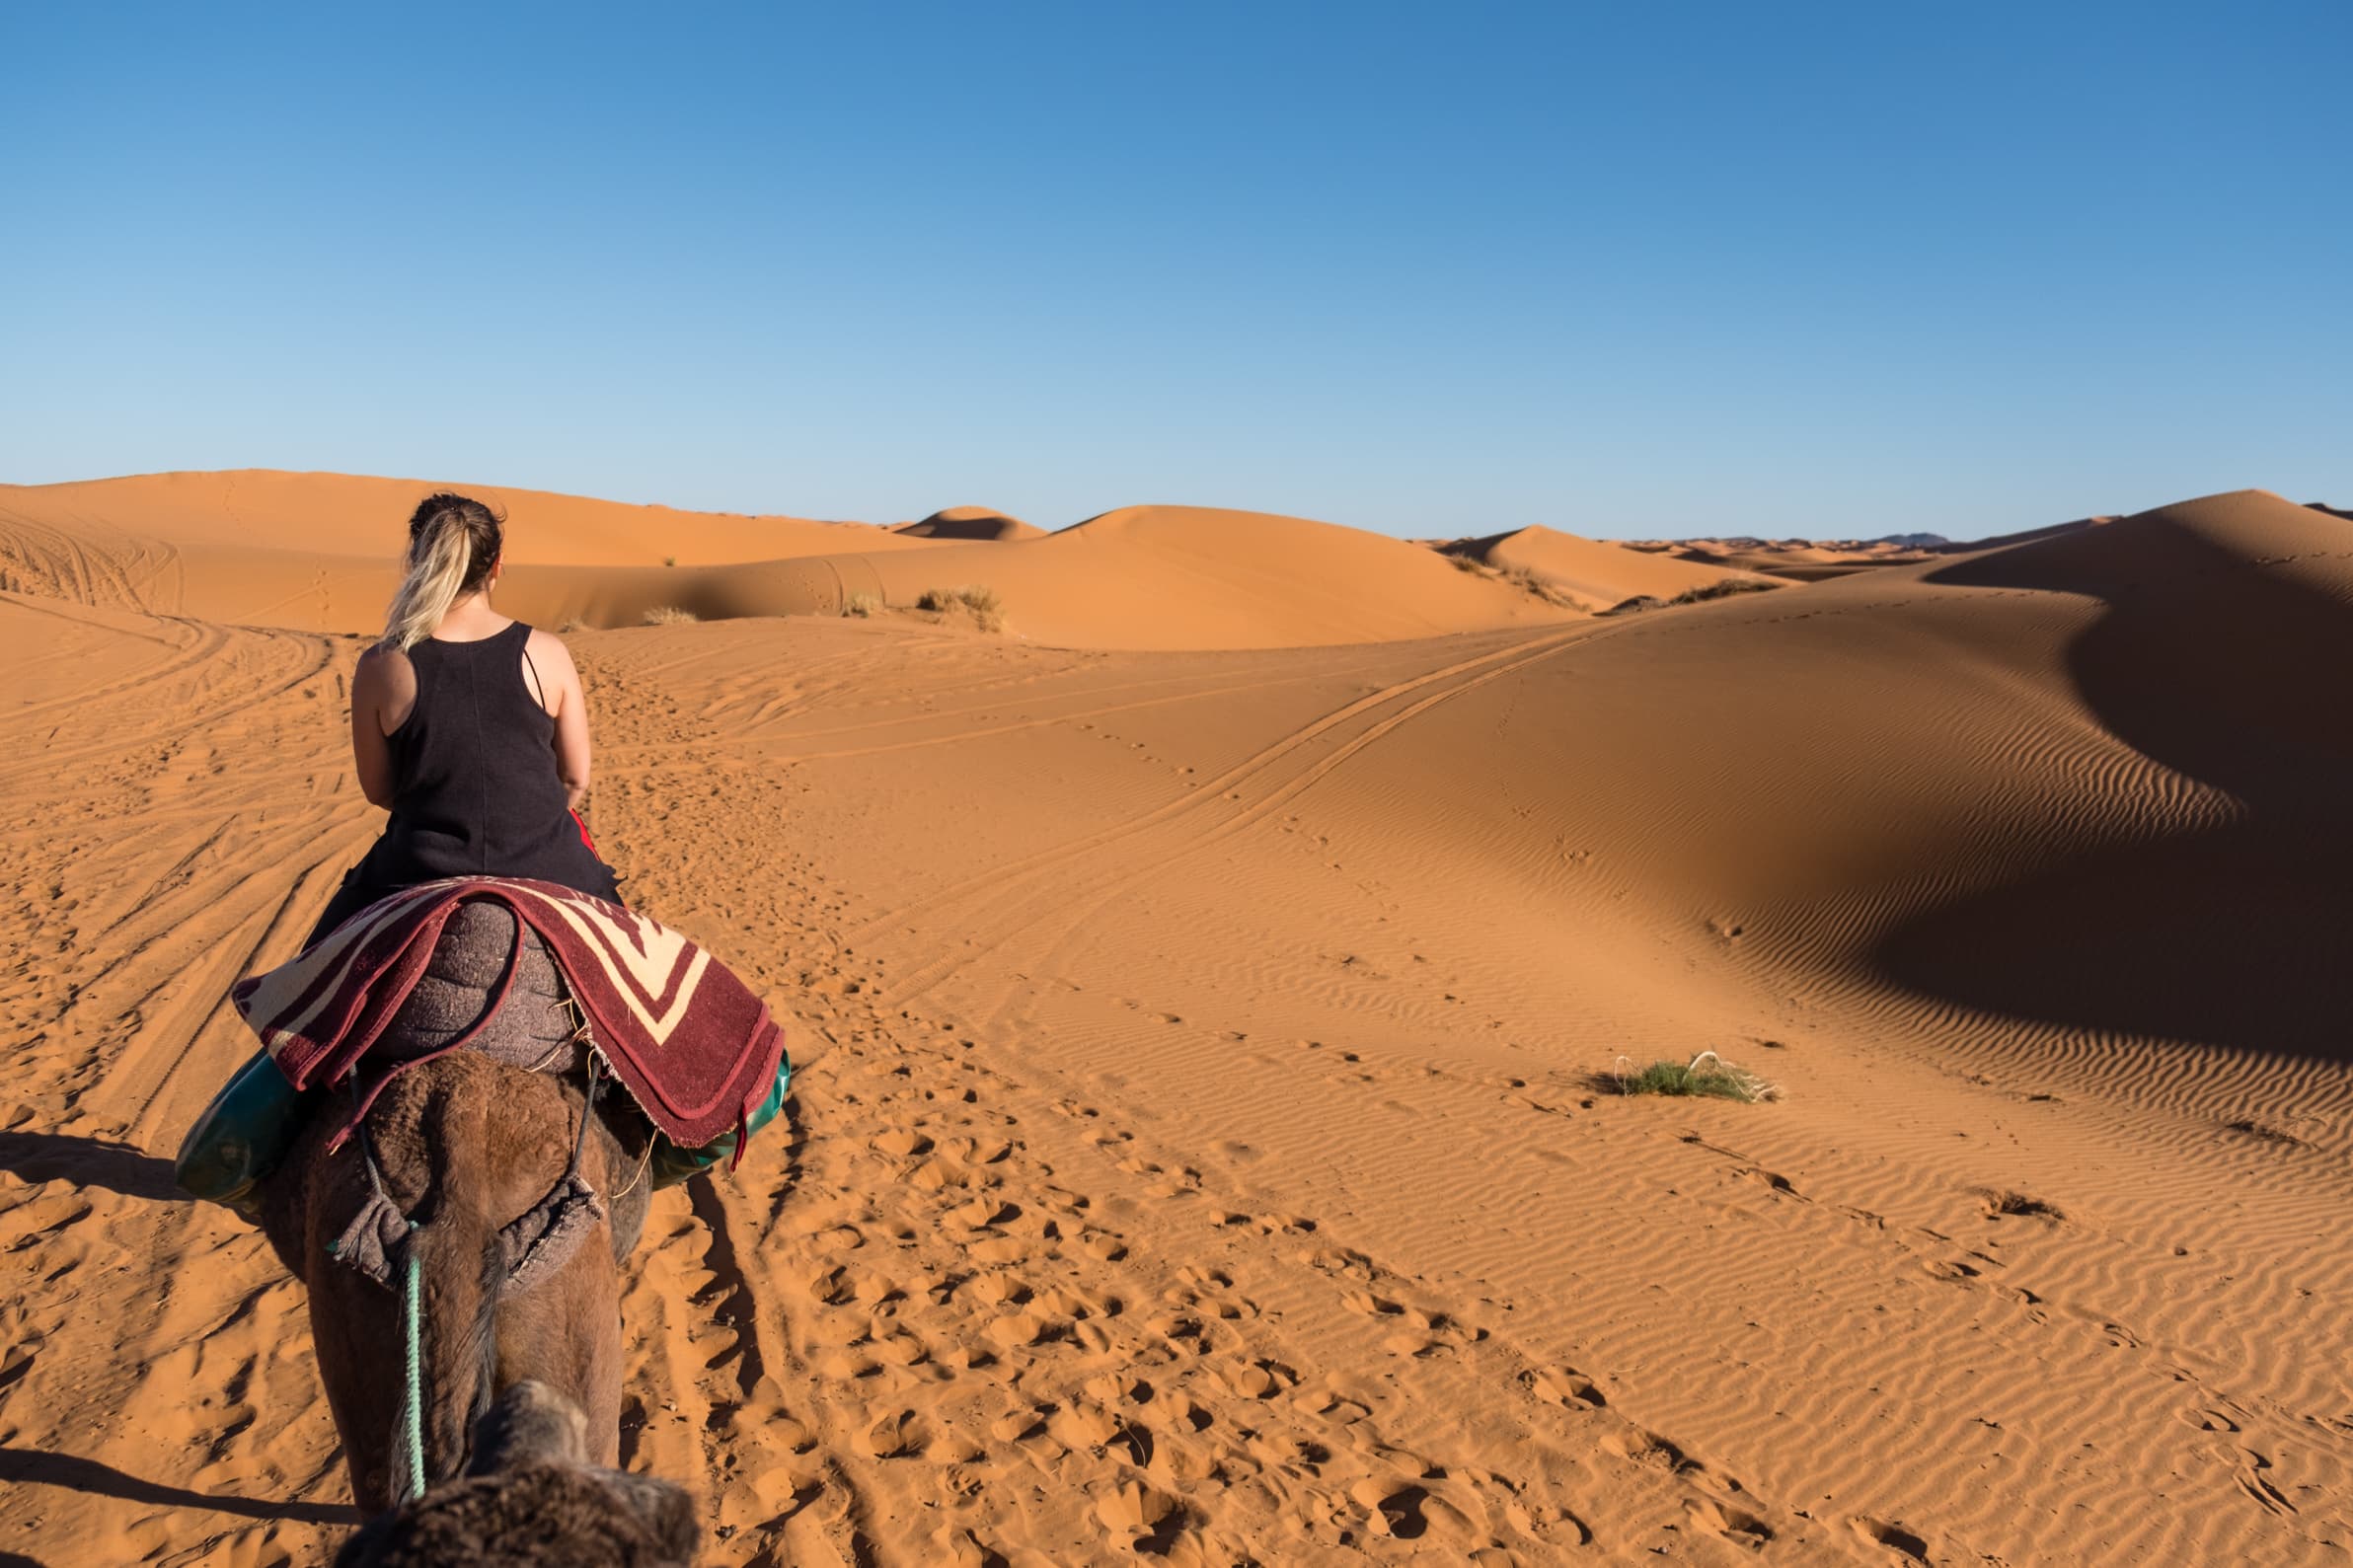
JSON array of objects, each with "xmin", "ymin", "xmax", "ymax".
[
  {"xmin": 1438, "ymin": 522, "xmax": 1776, "ymax": 606},
  {"xmin": 1, "ymin": 479, "xmax": 1579, "ymax": 649},
  {"xmin": 894, "ymin": 505, "xmax": 1045, "ymax": 542},
  {"xmin": 1, "ymin": 484, "xmax": 2347, "ymax": 1564}
]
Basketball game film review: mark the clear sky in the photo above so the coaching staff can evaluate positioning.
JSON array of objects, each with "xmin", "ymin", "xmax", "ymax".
[{"xmin": 3, "ymin": 4, "xmax": 2346, "ymax": 540}]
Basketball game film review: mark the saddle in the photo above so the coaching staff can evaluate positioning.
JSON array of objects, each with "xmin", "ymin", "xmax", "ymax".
[{"xmin": 176, "ymin": 884, "xmax": 790, "ymax": 1232}]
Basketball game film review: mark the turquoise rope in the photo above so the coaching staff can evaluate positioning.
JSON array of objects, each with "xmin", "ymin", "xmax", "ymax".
[{"xmin": 394, "ymin": 1224, "xmax": 427, "ymax": 1505}]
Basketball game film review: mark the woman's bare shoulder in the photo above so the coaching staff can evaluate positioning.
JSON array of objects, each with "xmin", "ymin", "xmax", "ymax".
[
  {"xmin": 354, "ymin": 640, "xmax": 415, "ymax": 686},
  {"xmin": 524, "ymin": 626, "xmax": 580, "ymax": 676}
]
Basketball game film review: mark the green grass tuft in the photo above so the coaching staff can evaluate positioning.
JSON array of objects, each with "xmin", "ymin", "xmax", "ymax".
[{"xmin": 1607, "ymin": 1050, "xmax": 1772, "ymax": 1101}]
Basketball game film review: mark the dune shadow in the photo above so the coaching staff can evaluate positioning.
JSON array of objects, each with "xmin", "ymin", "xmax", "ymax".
[
  {"xmin": 1871, "ymin": 506, "xmax": 2353, "ymax": 1060},
  {"xmin": 0, "ymin": 1130, "xmax": 184, "ymax": 1203},
  {"xmin": 0, "ymin": 1446, "xmax": 355, "ymax": 1527}
]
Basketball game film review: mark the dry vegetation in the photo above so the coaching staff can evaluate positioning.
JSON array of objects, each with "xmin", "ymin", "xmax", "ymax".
[
  {"xmin": 919, "ymin": 584, "xmax": 1006, "ymax": 633},
  {"xmin": 1979, "ymin": 1189, "xmax": 2064, "ymax": 1220},
  {"xmin": 842, "ymin": 593, "xmax": 880, "ymax": 618},
  {"xmin": 641, "ymin": 606, "xmax": 698, "ymax": 626},
  {"xmin": 1602, "ymin": 578, "xmax": 1784, "ymax": 617},
  {"xmin": 1440, "ymin": 552, "xmax": 1593, "ymax": 611},
  {"xmin": 1605, "ymin": 1050, "xmax": 1775, "ymax": 1102},
  {"xmin": 1499, "ymin": 564, "xmax": 1593, "ymax": 611}
]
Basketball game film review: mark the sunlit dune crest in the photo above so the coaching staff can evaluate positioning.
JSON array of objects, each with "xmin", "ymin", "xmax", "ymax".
[{"xmin": 893, "ymin": 505, "xmax": 1044, "ymax": 542}]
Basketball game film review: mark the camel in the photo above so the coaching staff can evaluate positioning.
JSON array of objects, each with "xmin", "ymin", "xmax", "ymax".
[
  {"xmin": 334, "ymin": 1380, "xmax": 699, "ymax": 1567},
  {"xmin": 254, "ymin": 907, "xmax": 658, "ymax": 1515}
]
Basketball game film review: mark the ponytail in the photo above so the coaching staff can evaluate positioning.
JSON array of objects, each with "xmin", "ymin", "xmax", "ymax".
[{"xmin": 381, "ymin": 493, "xmax": 503, "ymax": 649}]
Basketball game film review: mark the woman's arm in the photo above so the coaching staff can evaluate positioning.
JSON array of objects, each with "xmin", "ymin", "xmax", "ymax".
[
  {"xmin": 529, "ymin": 629, "xmax": 594, "ymax": 810},
  {"xmin": 348, "ymin": 646, "xmax": 412, "ymax": 809}
]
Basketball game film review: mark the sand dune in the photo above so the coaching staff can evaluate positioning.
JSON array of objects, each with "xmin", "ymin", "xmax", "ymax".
[
  {"xmin": 0, "ymin": 477, "xmax": 1571, "ymax": 650},
  {"xmin": 0, "ymin": 469, "xmax": 935, "ymax": 633},
  {"xmin": 894, "ymin": 505, "xmax": 1044, "ymax": 542},
  {"xmin": 1639, "ymin": 517, "xmax": 2121, "ymax": 583},
  {"xmin": 3, "ymin": 485, "xmax": 2349, "ymax": 1565},
  {"xmin": 1438, "ymin": 522, "xmax": 1775, "ymax": 606},
  {"xmin": 493, "ymin": 503, "xmax": 1573, "ymax": 647}
]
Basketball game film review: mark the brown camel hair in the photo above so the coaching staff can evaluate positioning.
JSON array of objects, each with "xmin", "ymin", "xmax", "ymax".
[
  {"xmin": 261, "ymin": 1051, "xmax": 653, "ymax": 1514},
  {"xmin": 334, "ymin": 1381, "xmax": 699, "ymax": 1567}
]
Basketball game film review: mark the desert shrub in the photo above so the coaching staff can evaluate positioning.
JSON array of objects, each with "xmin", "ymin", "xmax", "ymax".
[
  {"xmin": 558, "ymin": 617, "xmax": 589, "ymax": 634},
  {"xmin": 913, "ymin": 584, "xmax": 1005, "ymax": 631},
  {"xmin": 642, "ymin": 606, "xmax": 698, "ymax": 626},
  {"xmin": 662, "ymin": 555, "xmax": 677, "ymax": 567},
  {"xmin": 1606, "ymin": 1050, "xmax": 1772, "ymax": 1102},
  {"xmin": 1446, "ymin": 553, "xmax": 1490, "ymax": 574},
  {"xmin": 1979, "ymin": 1189, "xmax": 2063, "ymax": 1220},
  {"xmin": 1499, "ymin": 565, "xmax": 1592, "ymax": 611},
  {"xmin": 842, "ymin": 592, "xmax": 880, "ymax": 618},
  {"xmin": 1667, "ymin": 577, "xmax": 1782, "ymax": 606},
  {"xmin": 1601, "ymin": 577, "xmax": 1783, "ymax": 617}
]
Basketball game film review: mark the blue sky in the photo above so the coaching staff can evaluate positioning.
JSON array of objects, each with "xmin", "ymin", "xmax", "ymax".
[{"xmin": 3, "ymin": 4, "xmax": 2345, "ymax": 540}]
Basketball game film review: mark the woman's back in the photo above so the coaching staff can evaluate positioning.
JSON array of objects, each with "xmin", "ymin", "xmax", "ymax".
[
  {"xmin": 299, "ymin": 491, "xmax": 620, "ymax": 948},
  {"xmin": 373, "ymin": 620, "xmax": 608, "ymax": 891}
]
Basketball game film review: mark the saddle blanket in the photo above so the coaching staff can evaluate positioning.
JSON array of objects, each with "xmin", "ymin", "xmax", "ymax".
[{"xmin": 230, "ymin": 877, "xmax": 785, "ymax": 1152}]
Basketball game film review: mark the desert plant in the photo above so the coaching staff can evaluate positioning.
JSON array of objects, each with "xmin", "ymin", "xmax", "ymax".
[
  {"xmin": 842, "ymin": 592, "xmax": 880, "ymax": 618},
  {"xmin": 1499, "ymin": 565, "xmax": 1592, "ymax": 611},
  {"xmin": 1607, "ymin": 1050, "xmax": 1772, "ymax": 1101},
  {"xmin": 662, "ymin": 555, "xmax": 677, "ymax": 567},
  {"xmin": 1666, "ymin": 577, "xmax": 1782, "ymax": 606},
  {"xmin": 913, "ymin": 584, "xmax": 1005, "ymax": 631},
  {"xmin": 1979, "ymin": 1189, "xmax": 2062, "ymax": 1220},
  {"xmin": 642, "ymin": 606, "xmax": 698, "ymax": 626},
  {"xmin": 1446, "ymin": 553, "xmax": 1490, "ymax": 574}
]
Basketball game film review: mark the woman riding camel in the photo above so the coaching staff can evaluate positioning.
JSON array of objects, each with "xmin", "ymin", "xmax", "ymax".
[
  {"xmin": 306, "ymin": 493, "xmax": 621, "ymax": 946},
  {"xmin": 180, "ymin": 492, "xmax": 786, "ymax": 1222}
]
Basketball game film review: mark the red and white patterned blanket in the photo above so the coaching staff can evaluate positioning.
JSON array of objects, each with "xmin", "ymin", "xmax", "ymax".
[{"xmin": 231, "ymin": 877, "xmax": 785, "ymax": 1151}]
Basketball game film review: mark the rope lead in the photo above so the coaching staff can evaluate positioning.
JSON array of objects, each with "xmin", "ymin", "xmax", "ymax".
[{"xmin": 395, "ymin": 1221, "xmax": 427, "ymax": 1506}]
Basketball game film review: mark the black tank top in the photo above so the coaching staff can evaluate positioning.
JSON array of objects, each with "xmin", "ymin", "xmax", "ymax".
[{"xmin": 358, "ymin": 621, "xmax": 616, "ymax": 896}]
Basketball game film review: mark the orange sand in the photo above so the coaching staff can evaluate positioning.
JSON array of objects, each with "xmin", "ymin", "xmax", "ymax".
[
  {"xmin": 1, "ymin": 479, "xmax": 2348, "ymax": 1565},
  {"xmin": 1438, "ymin": 523, "xmax": 1777, "ymax": 607}
]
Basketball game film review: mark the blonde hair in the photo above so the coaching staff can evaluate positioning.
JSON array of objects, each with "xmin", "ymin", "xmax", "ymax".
[{"xmin": 382, "ymin": 493, "xmax": 503, "ymax": 649}]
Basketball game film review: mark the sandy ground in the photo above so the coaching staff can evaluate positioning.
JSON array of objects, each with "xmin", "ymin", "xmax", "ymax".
[{"xmin": 1, "ymin": 479, "xmax": 2348, "ymax": 1565}]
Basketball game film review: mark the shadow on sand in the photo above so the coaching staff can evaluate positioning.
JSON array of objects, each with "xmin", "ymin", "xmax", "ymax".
[
  {"xmin": 0, "ymin": 1446, "xmax": 355, "ymax": 1527},
  {"xmin": 1870, "ymin": 506, "xmax": 2353, "ymax": 1060},
  {"xmin": 0, "ymin": 1130, "xmax": 184, "ymax": 1203}
]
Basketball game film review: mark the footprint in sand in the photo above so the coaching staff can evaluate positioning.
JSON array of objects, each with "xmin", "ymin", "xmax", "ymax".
[{"xmin": 1849, "ymin": 1513, "xmax": 1933, "ymax": 1562}]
